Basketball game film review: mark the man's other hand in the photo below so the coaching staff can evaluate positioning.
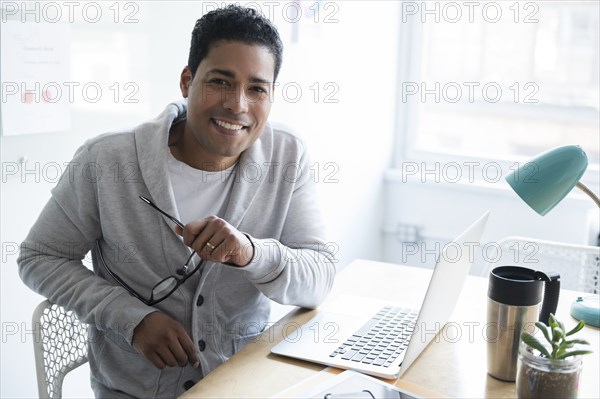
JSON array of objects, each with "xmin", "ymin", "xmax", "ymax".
[{"xmin": 132, "ymin": 312, "xmax": 200, "ymax": 369}]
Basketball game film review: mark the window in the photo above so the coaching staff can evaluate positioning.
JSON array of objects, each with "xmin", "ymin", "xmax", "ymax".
[{"xmin": 397, "ymin": 1, "xmax": 599, "ymax": 174}]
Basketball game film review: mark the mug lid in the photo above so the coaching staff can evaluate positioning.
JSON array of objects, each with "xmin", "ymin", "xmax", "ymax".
[{"xmin": 488, "ymin": 266, "xmax": 543, "ymax": 306}]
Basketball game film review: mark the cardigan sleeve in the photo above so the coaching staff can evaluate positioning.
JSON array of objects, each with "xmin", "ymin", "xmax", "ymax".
[
  {"xmin": 17, "ymin": 143, "xmax": 156, "ymax": 344},
  {"xmin": 237, "ymin": 146, "xmax": 337, "ymax": 309}
]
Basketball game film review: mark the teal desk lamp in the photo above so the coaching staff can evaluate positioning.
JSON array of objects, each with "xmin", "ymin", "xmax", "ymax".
[{"xmin": 505, "ymin": 145, "xmax": 600, "ymax": 327}]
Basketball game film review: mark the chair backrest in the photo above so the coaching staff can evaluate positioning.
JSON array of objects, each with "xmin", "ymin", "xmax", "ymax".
[
  {"xmin": 482, "ymin": 236, "xmax": 600, "ymax": 293},
  {"xmin": 32, "ymin": 300, "xmax": 88, "ymax": 399}
]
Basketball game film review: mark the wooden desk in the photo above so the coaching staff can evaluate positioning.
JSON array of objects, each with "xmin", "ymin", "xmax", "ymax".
[{"xmin": 181, "ymin": 259, "xmax": 600, "ymax": 398}]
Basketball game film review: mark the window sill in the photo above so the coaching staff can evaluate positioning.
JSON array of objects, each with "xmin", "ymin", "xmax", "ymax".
[{"xmin": 384, "ymin": 167, "xmax": 595, "ymax": 206}]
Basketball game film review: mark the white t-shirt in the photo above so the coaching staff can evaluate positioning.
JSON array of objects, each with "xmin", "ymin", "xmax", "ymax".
[{"xmin": 167, "ymin": 151, "xmax": 238, "ymax": 224}]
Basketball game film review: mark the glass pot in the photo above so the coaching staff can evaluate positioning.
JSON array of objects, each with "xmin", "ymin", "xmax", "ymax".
[{"xmin": 516, "ymin": 341, "xmax": 582, "ymax": 399}]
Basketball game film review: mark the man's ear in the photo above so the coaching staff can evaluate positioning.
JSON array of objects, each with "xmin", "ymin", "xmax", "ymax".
[{"xmin": 180, "ymin": 66, "xmax": 193, "ymax": 98}]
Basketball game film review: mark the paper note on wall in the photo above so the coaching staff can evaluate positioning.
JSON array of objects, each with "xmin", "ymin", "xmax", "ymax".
[{"xmin": 1, "ymin": 21, "xmax": 71, "ymax": 136}]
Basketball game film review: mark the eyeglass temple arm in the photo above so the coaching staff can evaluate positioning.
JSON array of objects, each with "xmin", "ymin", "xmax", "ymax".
[
  {"xmin": 95, "ymin": 243, "xmax": 149, "ymax": 304},
  {"xmin": 139, "ymin": 196, "xmax": 185, "ymax": 228}
]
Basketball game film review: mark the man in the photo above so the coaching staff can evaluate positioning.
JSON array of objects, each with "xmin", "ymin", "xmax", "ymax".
[{"xmin": 18, "ymin": 5, "xmax": 336, "ymax": 398}]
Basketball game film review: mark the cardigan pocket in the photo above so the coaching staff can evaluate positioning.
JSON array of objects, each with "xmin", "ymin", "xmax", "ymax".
[{"xmin": 88, "ymin": 329, "xmax": 161, "ymax": 397}]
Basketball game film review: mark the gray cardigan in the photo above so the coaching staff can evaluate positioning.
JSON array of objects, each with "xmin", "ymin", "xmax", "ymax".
[{"xmin": 18, "ymin": 101, "xmax": 336, "ymax": 398}]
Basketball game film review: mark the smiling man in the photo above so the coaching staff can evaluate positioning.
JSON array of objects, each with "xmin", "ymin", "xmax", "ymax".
[
  {"xmin": 173, "ymin": 41, "xmax": 275, "ymax": 171},
  {"xmin": 18, "ymin": 5, "xmax": 336, "ymax": 398}
]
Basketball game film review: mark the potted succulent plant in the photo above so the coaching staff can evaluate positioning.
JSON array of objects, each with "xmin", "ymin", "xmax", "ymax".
[{"xmin": 517, "ymin": 314, "xmax": 593, "ymax": 399}]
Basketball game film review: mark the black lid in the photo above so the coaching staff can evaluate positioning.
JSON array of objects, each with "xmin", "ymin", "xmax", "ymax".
[{"xmin": 488, "ymin": 266, "xmax": 543, "ymax": 306}]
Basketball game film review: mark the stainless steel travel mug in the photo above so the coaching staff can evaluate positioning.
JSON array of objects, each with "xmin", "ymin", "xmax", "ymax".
[{"xmin": 486, "ymin": 266, "xmax": 560, "ymax": 381}]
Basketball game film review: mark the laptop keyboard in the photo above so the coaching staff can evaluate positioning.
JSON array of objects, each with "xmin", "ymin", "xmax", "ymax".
[{"xmin": 329, "ymin": 306, "xmax": 418, "ymax": 368}]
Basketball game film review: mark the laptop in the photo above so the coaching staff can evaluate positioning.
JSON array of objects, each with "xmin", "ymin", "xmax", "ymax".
[{"xmin": 271, "ymin": 211, "xmax": 489, "ymax": 379}]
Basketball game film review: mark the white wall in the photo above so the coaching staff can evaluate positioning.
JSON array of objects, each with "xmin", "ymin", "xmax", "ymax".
[
  {"xmin": 382, "ymin": 173, "xmax": 599, "ymax": 275},
  {"xmin": 0, "ymin": 2, "xmax": 399, "ymax": 397}
]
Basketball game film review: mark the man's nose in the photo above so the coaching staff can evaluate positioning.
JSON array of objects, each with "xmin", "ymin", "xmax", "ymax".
[{"xmin": 223, "ymin": 83, "xmax": 249, "ymax": 114}]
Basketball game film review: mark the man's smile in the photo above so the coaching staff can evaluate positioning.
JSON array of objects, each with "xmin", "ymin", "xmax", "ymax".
[{"xmin": 211, "ymin": 118, "xmax": 250, "ymax": 136}]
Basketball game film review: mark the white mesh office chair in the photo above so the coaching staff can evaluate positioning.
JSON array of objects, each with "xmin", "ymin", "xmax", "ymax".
[
  {"xmin": 32, "ymin": 300, "xmax": 88, "ymax": 399},
  {"xmin": 482, "ymin": 236, "xmax": 600, "ymax": 293}
]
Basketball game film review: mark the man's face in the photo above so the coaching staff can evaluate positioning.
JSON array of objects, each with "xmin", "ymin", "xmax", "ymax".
[{"xmin": 179, "ymin": 41, "xmax": 275, "ymax": 168}]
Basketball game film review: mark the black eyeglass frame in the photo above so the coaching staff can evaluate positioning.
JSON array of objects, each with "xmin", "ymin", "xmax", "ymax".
[
  {"xmin": 96, "ymin": 241, "xmax": 202, "ymax": 306},
  {"xmin": 93, "ymin": 195, "xmax": 203, "ymax": 306}
]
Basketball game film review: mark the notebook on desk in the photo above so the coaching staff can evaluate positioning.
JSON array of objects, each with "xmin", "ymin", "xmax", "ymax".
[{"xmin": 271, "ymin": 211, "xmax": 490, "ymax": 379}]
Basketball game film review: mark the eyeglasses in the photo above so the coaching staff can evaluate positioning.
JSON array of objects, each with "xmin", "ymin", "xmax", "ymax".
[{"xmin": 95, "ymin": 196, "xmax": 203, "ymax": 306}]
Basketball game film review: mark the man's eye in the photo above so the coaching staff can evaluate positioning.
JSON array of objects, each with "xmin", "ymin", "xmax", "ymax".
[
  {"xmin": 209, "ymin": 79, "xmax": 229, "ymax": 86},
  {"xmin": 249, "ymin": 86, "xmax": 267, "ymax": 94}
]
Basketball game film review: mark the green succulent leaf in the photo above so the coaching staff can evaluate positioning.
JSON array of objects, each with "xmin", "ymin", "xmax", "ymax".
[
  {"xmin": 552, "ymin": 326, "xmax": 562, "ymax": 342},
  {"xmin": 558, "ymin": 321, "xmax": 566, "ymax": 338},
  {"xmin": 555, "ymin": 346, "xmax": 568, "ymax": 358},
  {"xmin": 535, "ymin": 322, "xmax": 552, "ymax": 344},
  {"xmin": 565, "ymin": 339, "xmax": 591, "ymax": 346},
  {"xmin": 555, "ymin": 350, "xmax": 594, "ymax": 360},
  {"xmin": 522, "ymin": 332, "xmax": 551, "ymax": 358},
  {"xmin": 566, "ymin": 321, "xmax": 586, "ymax": 337}
]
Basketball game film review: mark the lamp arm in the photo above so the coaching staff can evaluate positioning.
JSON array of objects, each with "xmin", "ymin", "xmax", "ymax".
[{"xmin": 576, "ymin": 182, "xmax": 600, "ymax": 207}]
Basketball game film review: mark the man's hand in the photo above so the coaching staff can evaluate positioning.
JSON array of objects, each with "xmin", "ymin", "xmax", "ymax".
[
  {"xmin": 132, "ymin": 312, "xmax": 200, "ymax": 369},
  {"xmin": 175, "ymin": 216, "xmax": 254, "ymax": 267}
]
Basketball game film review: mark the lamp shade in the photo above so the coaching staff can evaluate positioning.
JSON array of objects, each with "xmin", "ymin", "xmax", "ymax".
[{"xmin": 505, "ymin": 145, "xmax": 588, "ymax": 216}]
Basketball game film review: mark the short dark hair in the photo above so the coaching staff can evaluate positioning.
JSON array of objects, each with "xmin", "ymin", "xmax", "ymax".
[{"xmin": 188, "ymin": 5, "xmax": 284, "ymax": 81}]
